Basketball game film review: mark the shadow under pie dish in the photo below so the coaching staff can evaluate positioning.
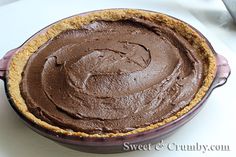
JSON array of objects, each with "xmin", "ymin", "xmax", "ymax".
[{"xmin": 0, "ymin": 9, "xmax": 230, "ymax": 153}]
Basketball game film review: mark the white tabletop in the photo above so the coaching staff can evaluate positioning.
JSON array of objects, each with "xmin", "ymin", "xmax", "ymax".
[{"xmin": 0, "ymin": 0, "xmax": 235, "ymax": 157}]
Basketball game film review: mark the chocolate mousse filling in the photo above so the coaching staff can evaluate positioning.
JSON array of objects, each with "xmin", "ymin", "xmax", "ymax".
[{"xmin": 20, "ymin": 18, "xmax": 203, "ymax": 134}]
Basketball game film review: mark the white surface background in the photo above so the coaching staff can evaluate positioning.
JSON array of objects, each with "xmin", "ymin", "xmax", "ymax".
[{"xmin": 0, "ymin": 0, "xmax": 235, "ymax": 157}]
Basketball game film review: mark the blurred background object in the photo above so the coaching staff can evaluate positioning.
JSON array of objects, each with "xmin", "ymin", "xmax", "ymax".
[
  {"xmin": 0, "ymin": 0, "xmax": 18, "ymax": 6},
  {"xmin": 178, "ymin": 0, "xmax": 236, "ymax": 52},
  {"xmin": 223, "ymin": 0, "xmax": 236, "ymax": 22}
]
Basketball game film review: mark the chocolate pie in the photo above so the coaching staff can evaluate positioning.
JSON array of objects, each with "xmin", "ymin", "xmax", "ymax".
[{"xmin": 8, "ymin": 9, "xmax": 216, "ymax": 137}]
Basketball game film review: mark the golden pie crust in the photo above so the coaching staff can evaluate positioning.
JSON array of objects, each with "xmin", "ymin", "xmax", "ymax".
[{"xmin": 7, "ymin": 9, "xmax": 216, "ymax": 137}]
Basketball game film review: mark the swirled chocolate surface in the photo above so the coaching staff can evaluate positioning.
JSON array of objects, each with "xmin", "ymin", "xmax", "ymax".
[{"xmin": 20, "ymin": 18, "xmax": 203, "ymax": 134}]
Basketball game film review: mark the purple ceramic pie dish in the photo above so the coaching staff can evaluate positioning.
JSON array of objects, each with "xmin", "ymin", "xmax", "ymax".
[{"xmin": 0, "ymin": 9, "xmax": 231, "ymax": 154}]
